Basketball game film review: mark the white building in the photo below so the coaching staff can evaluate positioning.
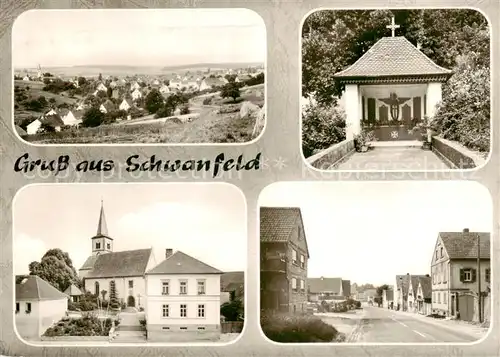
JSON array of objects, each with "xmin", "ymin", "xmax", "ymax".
[
  {"xmin": 131, "ymin": 88, "xmax": 142, "ymax": 100},
  {"xmin": 15, "ymin": 275, "xmax": 69, "ymax": 339},
  {"xmin": 145, "ymin": 250, "xmax": 223, "ymax": 342},
  {"xmin": 119, "ymin": 99, "xmax": 134, "ymax": 111},
  {"xmin": 96, "ymin": 82, "xmax": 108, "ymax": 92},
  {"xmin": 59, "ymin": 109, "xmax": 82, "ymax": 127},
  {"xmin": 26, "ymin": 119, "xmax": 42, "ymax": 135},
  {"xmin": 159, "ymin": 84, "xmax": 170, "ymax": 94},
  {"xmin": 131, "ymin": 81, "xmax": 141, "ymax": 90},
  {"xmin": 78, "ymin": 202, "xmax": 157, "ymax": 309}
]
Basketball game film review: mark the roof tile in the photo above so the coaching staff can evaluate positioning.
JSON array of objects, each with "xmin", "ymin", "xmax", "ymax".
[
  {"xmin": 83, "ymin": 248, "xmax": 152, "ymax": 278},
  {"xmin": 440, "ymin": 232, "xmax": 490, "ymax": 259},
  {"xmin": 146, "ymin": 251, "xmax": 222, "ymax": 275}
]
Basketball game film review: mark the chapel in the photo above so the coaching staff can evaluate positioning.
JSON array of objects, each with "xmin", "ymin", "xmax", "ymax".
[{"xmin": 334, "ymin": 17, "xmax": 453, "ymax": 141}]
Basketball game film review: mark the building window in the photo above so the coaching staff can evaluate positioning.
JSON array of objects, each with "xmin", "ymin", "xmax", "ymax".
[
  {"xmin": 440, "ymin": 247, "xmax": 443, "ymax": 257},
  {"xmin": 485, "ymin": 268, "xmax": 491, "ymax": 283},
  {"xmin": 292, "ymin": 249, "xmax": 297, "ymax": 265},
  {"xmin": 15, "ymin": 302, "xmax": 19, "ymax": 314},
  {"xmin": 300, "ymin": 255, "xmax": 305, "ymax": 268},
  {"xmin": 162, "ymin": 304, "xmax": 169, "ymax": 317},
  {"xmin": 162, "ymin": 281, "xmax": 170, "ymax": 295},
  {"xmin": 300, "ymin": 279, "xmax": 305, "ymax": 291},
  {"xmin": 437, "ymin": 293, "xmax": 441, "ymax": 304},
  {"xmin": 198, "ymin": 304, "xmax": 205, "ymax": 317},
  {"xmin": 443, "ymin": 292, "xmax": 447, "ymax": 305},
  {"xmin": 96, "ymin": 242, "xmax": 101, "ymax": 249},
  {"xmin": 180, "ymin": 281, "xmax": 187, "ymax": 295},
  {"xmin": 180, "ymin": 304, "xmax": 187, "ymax": 317},
  {"xmin": 291, "ymin": 278, "xmax": 297, "ymax": 290},
  {"xmin": 462, "ymin": 269, "xmax": 473, "ymax": 282},
  {"xmin": 107, "ymin": 243, "xmax": 111, "ymax": 249},
  {"xmin": 25, "ymin": 302, "xmax": 32, "ymax": 313},
  {"xmin": 197, "ymin": 280, "xmax": 206, "ymax": 295},
  {"xmin": 128, "ymin": 280, "xmax": 133, "ymax": 289},
  {"xmin": 95, "ymin": 281, "xmax": 100, "ymax": 296}
]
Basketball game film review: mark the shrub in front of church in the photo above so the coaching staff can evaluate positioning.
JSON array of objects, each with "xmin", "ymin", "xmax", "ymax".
[
  {"xmin": 43, "ymin": 314, "xmax": 119, "ymax": 337},
  {"xmin": 302, "ymin": 102, "xmax": 346, "ymax": 158},
  {"xmin": 76, "ymin": 292, "xmax": 98, "ymax": 311},
  {"xmin": 261, "ymin": 312, "xmax": 338, "ymax": 342}
]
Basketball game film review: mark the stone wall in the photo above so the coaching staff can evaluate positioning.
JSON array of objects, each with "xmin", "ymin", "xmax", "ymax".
[
  {"xmin": 432, "ymin": 136, "xmax": 487, "ymax": 169},
  {"xmin": 306, "ymin": 140, "xmax": 355, "ymax": 169}
]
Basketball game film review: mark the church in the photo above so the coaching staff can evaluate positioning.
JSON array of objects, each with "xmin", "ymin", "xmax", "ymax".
[
  {"xmin": 335, "ymin": 17, "xmax": 453, "ymax": 142},
  {"xmin": 78, "ymin": 202, "xmax": 157, "ymax": 309}
]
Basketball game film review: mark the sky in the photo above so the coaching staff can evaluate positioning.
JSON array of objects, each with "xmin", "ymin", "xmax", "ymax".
[
  {"xmin": 12, "ymin": 9, "xmax": 266, "ymax": 68},
  {"xmin": 259, "ymin": 181, "xmax": 493, "ymax": 287},
  {"xmin": 13, "ymin": 184, "xmax": 246, "ymax": 275}
]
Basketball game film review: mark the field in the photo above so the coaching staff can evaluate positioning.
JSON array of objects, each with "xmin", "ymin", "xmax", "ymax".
[{"xmin": 22, "ymin": 84, "xmax": 265, "ymax": 144}]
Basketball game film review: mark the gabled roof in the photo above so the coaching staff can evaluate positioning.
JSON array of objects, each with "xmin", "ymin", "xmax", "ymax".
[
  {"xmin": 221, "ymin": 271, "xmax": 244, "ymax": 291},
  {"xmin": 308, "ymin": 277, "xmax": 342, "ymax": 294},
  {"xmin": 82, "ymin": 248, "xmax": 153, "ymax": 278},
  {"xmin": 396, "ymin": 274, "xmax": 410, "ymax": 296},
  {"xmin": 64, "ymin": 284, "xmax": 83, "ymax": 296},
  {"xmin": 410, "ymin": 275, "xmax": 429, "ymax": 296},
  {"xmin": 334, "ymin": 36, "xmax": 452, "ymax": 79},
  {"xmin": 146, "ymin": 251, "xmax": 222, "ymax": 275},
  {"xmin": 40, "ymin": 113, "xmax": 64, "ymax": 127},
  {"xmin": 418, "ymin": 276, "xmax": 432, "ymax": 299},
  {"xmin": 260, "ymin": 207, "xmax": 310, "ymax": 258},
  {"xmin": 439, "ymin": 231, "xmax": 490, "ymax": 259},
  {"xmin": 16, "ymin": 275, "xmax": 68, "ymax": 301}
]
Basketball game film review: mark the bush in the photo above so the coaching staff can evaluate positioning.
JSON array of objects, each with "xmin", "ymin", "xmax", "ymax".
[
  {"xmin": 202, "ymin": 97, "xmax": 212, "ymax": 105},
  {"xmin": 43, "ymin": 314, "xmax": 119, "ymax": 337},
  {"xmin": 302, "ymin": 102, "xmax": 346, "ymax": 158},
  {"xmin": 77, "ymin": 292, "xmax": 98, "ymax": 312},
  {"xmin": 433, "ymin": 52, "xmax": 489, "ymax": 153},
  {"xmin": 261, "ymin": 312, "xmax": 338, "ymax": 343}
]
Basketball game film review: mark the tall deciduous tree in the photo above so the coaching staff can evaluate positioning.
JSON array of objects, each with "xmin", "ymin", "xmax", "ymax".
[
  {"xmin": 144, "ymin": 89, "xmax": 164, "ymax": 114},
  {"xmin": 28, "ymin": 248, "xmax": 81, "ymax": 292}
]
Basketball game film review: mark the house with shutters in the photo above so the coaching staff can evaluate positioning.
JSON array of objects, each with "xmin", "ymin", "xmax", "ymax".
[
  {"xmin": 260, "ymin": 207, "xmax": 309, "ymax": 314},
  {"xmin": 78, "ymin": 201, "xmax": 157, "ymax": 310},
  {"xmin": 15, "ymin": 275, "xmax": 69, "ymax": 339},
  {"xmin": 333, "ymin": 16, "xmax": 453, "ymax": 142},
  {"xmin": 144, "ymin": 250, "xmax": 223, "ymax": 341},
  {"xmin": 430, "ymin": 228, "xmax": 491, "ymax": 321}
]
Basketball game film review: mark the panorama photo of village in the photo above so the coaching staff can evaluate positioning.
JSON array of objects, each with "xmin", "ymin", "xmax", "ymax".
[
  {"xmin": 12, "ymin": 9, "xmax": 266, "ymax": 144},
  {"xmin": 14, "ymin": 184, "xmax": 245, "ymax": 344},
  {"xmin": 259, "ymin": 181, "xmax": 492, "ymax": 343},
  {"xmin": 302, "ymin": 9, "xmax": 490, "ymax": 170}
]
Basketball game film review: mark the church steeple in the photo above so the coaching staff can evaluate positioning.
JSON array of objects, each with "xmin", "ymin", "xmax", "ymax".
[
  {"xmin": 96, "ymin": 199, "xmax": 108, "ymax": 236},
  {"xmin": 92, "ymin": 199, "xmax": 113, "ymax": 256}
]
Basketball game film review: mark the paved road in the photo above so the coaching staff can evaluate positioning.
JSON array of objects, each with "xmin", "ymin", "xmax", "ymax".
[{"xmin": 350, "ymin": 307, "xmax": 478, "ymax": 343}]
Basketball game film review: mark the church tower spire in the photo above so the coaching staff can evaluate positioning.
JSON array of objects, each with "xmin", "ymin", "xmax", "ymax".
[
  {"xmin": 92, "ymin": 199, "xmax": 113, "ymax": 256},
  {"xmin": 96, "ymin": 199, "xmax": 108, "ymax": 236}
]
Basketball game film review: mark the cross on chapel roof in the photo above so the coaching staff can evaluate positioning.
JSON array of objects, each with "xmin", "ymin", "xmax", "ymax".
[{"xmin": 386, "ymin": 16, "xmax": 400, "ymax": 37}]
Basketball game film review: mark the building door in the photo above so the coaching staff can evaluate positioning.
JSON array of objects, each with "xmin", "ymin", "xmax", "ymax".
[
  {"xmin": 457, "ymin": 294, "xmax": 474, "ymax": 321},
  {"xmin": 127, "ymin": 295, "xmax": 136, "ymax": 307}
]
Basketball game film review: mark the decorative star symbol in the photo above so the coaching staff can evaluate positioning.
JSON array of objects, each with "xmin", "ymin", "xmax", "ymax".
[
  {"xmin": 260, "ymin": 155, "xmax": 270, "ymax": 170},
  {"xmin": 273, "ymin": 157, "xmax": 287, "ymax": 170},
  {"xmin": 390, "ymin": 131, "xmax": 399, "ymax": 139}
]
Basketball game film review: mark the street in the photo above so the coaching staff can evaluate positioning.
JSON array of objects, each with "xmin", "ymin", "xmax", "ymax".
[{"xmin": 347, "ymin": 306, "xmax": 481, "ymax": 343}]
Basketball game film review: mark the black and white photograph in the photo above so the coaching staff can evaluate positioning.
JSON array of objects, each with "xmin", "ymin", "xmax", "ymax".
[
  {"xmin": 13, "ymin": 184, "xmax": 245, "ymax": 345},
  {"xmin": 13, "ymin": 9, "xmax": 266, "ymax": 144},
  {"xmin": 301, "ymin": 9, "xmax": 490, "ymax": 170},
  {"xmin": 259, "ymin": 181, "xmax": 492, "ymax": 343}
]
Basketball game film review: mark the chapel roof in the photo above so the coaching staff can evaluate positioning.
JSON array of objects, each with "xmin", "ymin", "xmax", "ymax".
[
  {"xmin": 260, "ymin": 207, "xmax": 310, "ymax": 258},
  {"xmin": 439, "ymin": 231, "xmax": 490, "ymax": 259},
  {"xmin": 16, "ymin": 275, "xmax": 68, "ymax": 301},
  {"xmin": 146, "ymin": 251, "xmax": 222, "ymax": 275},
  {"xmin": 334, "ymin": 36, "xmax": 452, "ymax": 79},
  {"xmin": 81, "ymin": 248, "xmax": 153, "ymax": 278}
]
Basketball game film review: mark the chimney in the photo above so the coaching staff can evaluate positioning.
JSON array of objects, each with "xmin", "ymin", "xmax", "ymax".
[
  {"xmin": 425, "ymin": 274, "xmax": 430, "ymax": 277},
  {"xmin": 463, "ymin": 228, "xmax": 470, "ymax": 233},
  {"xmin": 165, "ymin": 249, "xmax": 173, "ymax": 258}
]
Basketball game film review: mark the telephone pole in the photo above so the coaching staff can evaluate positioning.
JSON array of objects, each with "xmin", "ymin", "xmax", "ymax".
[{"xmin": 477, "ymin": 233, "xmax": 482, "ymax": 323}]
